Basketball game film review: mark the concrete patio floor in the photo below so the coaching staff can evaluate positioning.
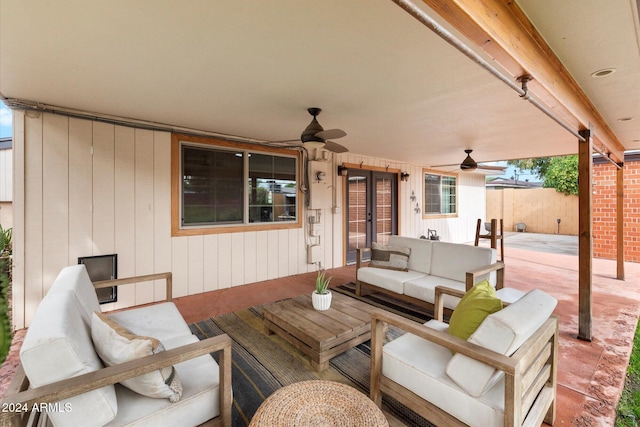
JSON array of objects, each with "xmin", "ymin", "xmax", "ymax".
[{"xmin": 1, "ymin": 233, "xmax": 638, "ymax": 426}]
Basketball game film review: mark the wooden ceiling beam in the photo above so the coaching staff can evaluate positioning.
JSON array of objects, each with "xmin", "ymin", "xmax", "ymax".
[{"xmin": 420, "ymin": 0, "xmax": 625, "ymax": 162}]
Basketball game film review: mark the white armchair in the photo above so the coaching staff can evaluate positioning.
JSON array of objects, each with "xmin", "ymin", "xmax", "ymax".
[{"xmin": 370, "ymin": 286, "xmax": 558, "ymax": 427}]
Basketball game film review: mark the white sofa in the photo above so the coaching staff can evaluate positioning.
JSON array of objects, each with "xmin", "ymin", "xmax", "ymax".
[
  {"xmin": 370, "ymin": 286, "xmax": 559, "ymax": 426},
  {"xmin": 1, "ymin": 265, "xmax": 232, "ymax": 427},
  {"xmin": 356, "ymin": 235, "xmax": 506, "ymax": 313}
]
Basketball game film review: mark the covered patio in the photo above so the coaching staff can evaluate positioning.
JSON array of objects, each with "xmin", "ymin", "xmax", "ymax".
[
  {"xmin": 173, "ymin": 243, "xmax": 640, "ymax": 426},
  {"xmin": 1, "ymin": 1, "xmax": 639, "ymax": 424},
  {"xmin": 3, "ymin": 237, "xmax": 636, "ymax": 425}
]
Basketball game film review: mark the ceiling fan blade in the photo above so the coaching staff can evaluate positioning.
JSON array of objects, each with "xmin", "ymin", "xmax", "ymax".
[
  {"xmin": 315, "ymin": 129, "xmax": 346, "ymax": 140},
  {"xmin": 430, "ymin": 162, "xmax": 460, "ymax": 168},
  {"xmin": 323, "ymin": 140, "xmax": 349, "ymax": 153},
  {"xmin": 477, "ymin": 165, "xmax": 507, "ymax": 171}
]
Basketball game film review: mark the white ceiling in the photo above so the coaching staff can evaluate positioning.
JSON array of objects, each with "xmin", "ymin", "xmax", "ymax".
[{"xmin": 1, "ymin": 0, "xmax": 638, "ymax": 169}]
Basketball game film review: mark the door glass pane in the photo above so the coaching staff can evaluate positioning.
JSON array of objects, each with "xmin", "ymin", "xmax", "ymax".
[
  {"xmin": 348, "ymin": 176, "xmax": 367, "ymax": 253},
  {"xmin": 375, "ymin": 177, "xmax": 392, "ymax": 245}
]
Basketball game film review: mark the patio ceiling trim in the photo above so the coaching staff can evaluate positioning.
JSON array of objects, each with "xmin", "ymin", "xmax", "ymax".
[{"xmin": 416, "ymin": 0, "xmax": 626, "ymax": 163}]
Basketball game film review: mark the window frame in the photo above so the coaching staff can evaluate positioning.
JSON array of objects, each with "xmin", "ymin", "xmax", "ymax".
[
  {"xmin": 172, "ymin": 133, "xmax": 302, "ymax": 236},
  {"xmin": 421, "ymin": 168, "xmax": 458, "ymax": 218}
]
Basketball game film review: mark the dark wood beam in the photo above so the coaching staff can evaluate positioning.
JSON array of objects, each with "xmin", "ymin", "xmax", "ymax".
[
  {"xmin": 419, "ymin": 0, "xmax": 625, "ymax": 163},
  {"xmin": 578, "ymin": 129, "xmax": 593, "ymax": 341}
]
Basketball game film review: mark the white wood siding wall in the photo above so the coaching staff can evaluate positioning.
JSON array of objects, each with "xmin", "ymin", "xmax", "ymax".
[
  {"xmin": 0, "ymin": 147, "xmax": 11, "ymax": 202},
  {"xmin": 333, "ymin": 152, "xmax": 487, "ymax": 245},
  {"xmin": 0, "ymin": 145, "xmax": 12, "ymax": 228},
  {"xmin": 12, "ymin": 111, "xmax": 487, "ymax": 328}
]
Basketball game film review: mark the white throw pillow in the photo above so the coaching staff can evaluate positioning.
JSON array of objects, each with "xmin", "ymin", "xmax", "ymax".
[
  {"xmin": 91, "ymin": 312, "xmax": 183, "ymax": 402},
  {"xmin": 446, "ymin": 289, "xmax": 557, "ymax": 397}
]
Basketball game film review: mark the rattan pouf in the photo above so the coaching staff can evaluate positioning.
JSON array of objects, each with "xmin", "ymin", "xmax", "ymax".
[{"xmin": 249, "ymin": 380, "xmax": 389, "ymax": 426}]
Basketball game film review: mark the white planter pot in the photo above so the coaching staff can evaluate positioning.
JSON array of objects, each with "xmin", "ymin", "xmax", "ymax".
[{"xmin": 312, "ymin": 290, "xmax": 332, "ymax": 311}]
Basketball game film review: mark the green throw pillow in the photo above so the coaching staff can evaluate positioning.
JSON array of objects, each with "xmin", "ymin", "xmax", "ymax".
[{"xmin": 448, "ymin": 280, "xmax": 503, "ymax": 341}]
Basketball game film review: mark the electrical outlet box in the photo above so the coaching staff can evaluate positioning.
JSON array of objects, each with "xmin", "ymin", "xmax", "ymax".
[
  {"xmin": 307, "ymin": 244, "xmax": 322, "ymax": 263},
  {"xmin": 310, "ymin": 223, "xmax": 322, "ymax": 236},
  {"xmin": 308, "ymin": 160, "xmax": 331, "ymax": 210}
]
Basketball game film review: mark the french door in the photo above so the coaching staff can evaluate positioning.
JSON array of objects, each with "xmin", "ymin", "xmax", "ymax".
[{"xmin": 345, "ymin": 169, "xmax": 398, "ymax": 264}]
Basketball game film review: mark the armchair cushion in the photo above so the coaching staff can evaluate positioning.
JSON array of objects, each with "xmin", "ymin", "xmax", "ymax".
[
  {"xmin": 446, "ymin": 289, "xmax": 557, "ymax": 397},
  {"xmin": 20, "ymin": 292, "xmax": 117, "ymax": 427},
  {"xmin": 370, "ymin": 242, "xmax": 411, "ymax": 271},
  {"xmin": 92, "ymin": 312, "xmax": 183, "ymax": 403},
  {"xmin": 382, "ymin": 319, "xmax": 505, "ymax": 427},
  {"xmin": 105, "ymin": 334, "xmax": 224, "ymax": 427},
  {"xmin": 448, "ymin": 280, "xmax": 503, "ymax": 341}
]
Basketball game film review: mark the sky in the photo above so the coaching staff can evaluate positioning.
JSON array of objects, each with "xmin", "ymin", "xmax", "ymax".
[
  {"xmin": 484, "ymin": 161, "xmax": 539, "ymax": 181},
  {"xmin": 0, "ymin": 103, "xmax": 11, "ymax": 138}
]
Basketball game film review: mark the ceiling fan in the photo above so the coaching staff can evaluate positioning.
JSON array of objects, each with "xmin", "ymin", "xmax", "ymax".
[
  {"xmin": 272, "ymin": 107, "xmax": 348, "ymax": 153},
  {"xmin": 435, "ymin": 149, "xmax": 506, "ymax": 172}
]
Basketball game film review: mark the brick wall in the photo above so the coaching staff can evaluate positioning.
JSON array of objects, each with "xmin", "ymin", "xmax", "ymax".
[{"xmin": 593, "ymin": 153, "xmax": 640, "ymax": 262}]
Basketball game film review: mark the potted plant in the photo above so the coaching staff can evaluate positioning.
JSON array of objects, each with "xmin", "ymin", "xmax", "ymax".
[{"xmin": 312, "ymin": 270, "xmax": 332, "ymax": 311}]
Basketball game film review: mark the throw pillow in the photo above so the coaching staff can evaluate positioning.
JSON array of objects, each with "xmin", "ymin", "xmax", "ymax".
[
  {"xmin": 448, "ymin": 280, "xmax": 503, "ymax": 341},
  {"xmin": 91, "ymin": 312, "xmax": 183, "ymax": 402},
  {"xmin": 369, "ymin": 242, "xmax": 411, "ymax": 271}
]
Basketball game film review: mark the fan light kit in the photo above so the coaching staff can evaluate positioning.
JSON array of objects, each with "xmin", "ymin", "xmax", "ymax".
[
  {"xmin": 271, "ymin": 107, "xmax": 349, "ymax": 153},
  {"xmin": 300, "ymin": 107, "xmax": 347, "ymax": 152},
  {"xmin": 460, "ymin": 149, "xmax": 478, "ymax": 171}
]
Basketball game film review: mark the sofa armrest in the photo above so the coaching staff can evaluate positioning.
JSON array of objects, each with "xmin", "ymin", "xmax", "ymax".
[
  {"xmin": 356, "ymin": 248, "xmax": 371, "ymax": 270},
  {"xmin": 433, "ymin": 286, "xmax": 466, "ymax": 322},
  {"xmin": 465, "ymin": 261, "xmax": 505, "ymax": 291},
  {"xmin": 0, "ymin": 334, "xmax": 233, "ymax": 427},
  {"xmin": 94, "ymin": 272, "xmax": 173, "ymax": 301}
]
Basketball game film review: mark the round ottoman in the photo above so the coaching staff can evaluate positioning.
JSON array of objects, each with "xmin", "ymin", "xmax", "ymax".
[{"xmin": 249, "ymin": 380, "xmax": 389, "ymax": 426}]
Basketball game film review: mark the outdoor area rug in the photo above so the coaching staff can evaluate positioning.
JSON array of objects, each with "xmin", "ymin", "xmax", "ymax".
[
  {"xmin": 189, "ymin": 304, "xmax": 434, "ymax": 427},
  {"xmin": 333, "ymin": 282, "xmax": 434, "ymax": 323}
]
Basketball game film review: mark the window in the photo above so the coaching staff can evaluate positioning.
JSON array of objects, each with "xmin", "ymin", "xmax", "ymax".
[
  {"xmin": 173, "ymin": 134, "xmax": 301, "ymax": 235},
  {"xmin": 422, "ymin": 170, "xmax": 457, "ymax": 217}
]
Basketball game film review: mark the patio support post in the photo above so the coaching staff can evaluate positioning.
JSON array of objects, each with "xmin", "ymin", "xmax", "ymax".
[
  {"xmin": 578, "ymin": 129, "xmax": 593, "ymax": 341},
  {"xmin": 616, "ymin": 165, "xmax": 625, "ymax": 280}
]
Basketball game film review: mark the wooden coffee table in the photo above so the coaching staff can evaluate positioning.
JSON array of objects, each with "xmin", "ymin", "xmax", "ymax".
[{"xmin": 262, "ymin": 292, "xmax": 379, "ymax": 371}]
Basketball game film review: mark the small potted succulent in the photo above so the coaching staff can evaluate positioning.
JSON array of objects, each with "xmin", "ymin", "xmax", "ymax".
[{"xmin": 312, "ymin": 270, "xmax": 332, "ymax": 311}]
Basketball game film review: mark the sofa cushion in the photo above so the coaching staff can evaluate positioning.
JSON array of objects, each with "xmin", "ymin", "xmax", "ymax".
[
  {"xmin": 388, "ymin": 235, "xmax": 434, "ymax": 273},
  {"xmin": 357, "ymin": 267, "xmax": 426, "ymax": 294},
  {"xmin": 370, "ymin": 242, "xmax": 411, "ymax": 271},
  {"xmin": 403, "ymin": 275, "xmax": 466, "ymax": 309},
  {"xmin": 20, "ymin": 291, "xmax": 117, "ymax": 427},
  {"xmin": 430, "ymin": 242, "xmax": 496, "ymax": 284},
  {"xmin": 44, "ymin": 264, "xmax": 101, "ymax": 325},
  {"xmin": 92, "ymin": 312, "xmax": 183, "ymax": 402},
  {"xmin": 446, "ymin": 289, "xmax": 557, "ymax": 397},
  {"xmin": 383, "ymin": 320, "xmax": 505, "ymax": 427},
  {"xmin": 448, "ymin": 280, "xmax": 503, "ymax": 341},
  {"xmin": 105, "ymin": 334, "xmax": 223, "ymax": 427}
]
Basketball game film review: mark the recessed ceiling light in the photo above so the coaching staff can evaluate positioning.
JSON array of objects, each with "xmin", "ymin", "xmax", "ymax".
[
  {"xmin": 618, "ymin": 117, "xmax": 634, "ymax": 122},
  {"xmin": 591, "ymin": 68, "xmax": 616, "ymax": 78}
]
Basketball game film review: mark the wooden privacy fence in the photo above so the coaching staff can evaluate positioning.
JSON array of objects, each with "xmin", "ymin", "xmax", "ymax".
[{"xmin": 486, "ymin": 188, "xmax": 578, "ymax": 236}]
